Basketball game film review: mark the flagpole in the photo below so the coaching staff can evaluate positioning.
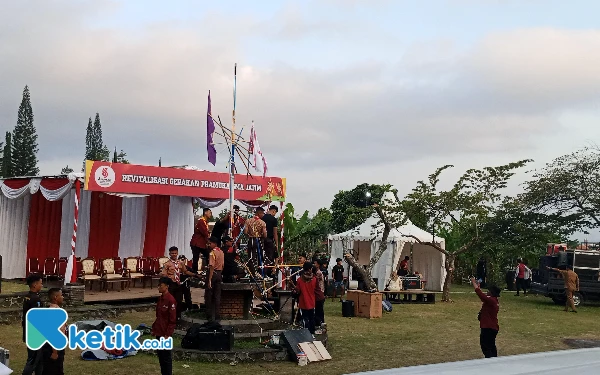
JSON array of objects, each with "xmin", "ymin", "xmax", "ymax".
[{"xmin": 229, "ymin": 63, "xmax": 237, "ymax": 235}]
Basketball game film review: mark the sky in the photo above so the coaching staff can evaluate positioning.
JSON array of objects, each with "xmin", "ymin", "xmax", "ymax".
[{"xmin": 1, "ymin": 0, "xmax": 600, "ymax": 239}]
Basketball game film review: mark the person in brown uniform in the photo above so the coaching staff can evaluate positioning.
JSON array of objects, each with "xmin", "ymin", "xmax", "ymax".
[
  {"xmin": 244, "ymin": 207, "xmax": 267, "ymax": 276},
  {"xmin": 161, "ymin": 246, "xmax": 197, "ymax": 320},
  {"xmin": 205, "ymin": 236, "xmax": 224, "ymax": 322},
  {"xmin": 547, "ymin": 265, "xmax": 580, "ymax": 312}
]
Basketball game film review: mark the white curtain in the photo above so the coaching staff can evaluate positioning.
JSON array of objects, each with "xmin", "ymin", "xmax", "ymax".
[
  {"xmin": 195, "ymin": 197, "xmax": 225, "ymax": 208},
  {"xmin": 117, "ymin": 196, "xmax": 147, "ymax": 259},
  {"xmin": 59, "ymin": 189, "xmax": 76, "ymax": 258},
  {"xmin": 0, "ymin": 194, "xmax": 31, "ymax": 279},
  {"xmin": 165, "ymin": 196, "xmax": 194, "ymax": 259},
  {"xmin": 74, "ymin": 191, "xmax": 92, "ymax": 259}
]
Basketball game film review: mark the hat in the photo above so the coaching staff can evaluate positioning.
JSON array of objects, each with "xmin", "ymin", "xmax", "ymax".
[
  {"xmin": 223, "ymin": 235, "xmax": 233, "ymax": 242},
  {"xmin": 208, "ymin": 236, "xmax": 220, "ymax": 245}
]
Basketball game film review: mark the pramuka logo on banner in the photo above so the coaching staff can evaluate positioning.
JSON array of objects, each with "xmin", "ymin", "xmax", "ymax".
[{"xmin": 95, "ymin": 166, "xmax": 116, "ymax": 188}]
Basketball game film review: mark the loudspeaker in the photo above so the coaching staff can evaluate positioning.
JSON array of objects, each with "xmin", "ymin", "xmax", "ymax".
[
  {"xmin": 181, "ymin": 323, "xmax": 234, "ymax": 351},
  {"xmin": 557, "ymin": 251, "xmax": 571, "ymax": 268},
  {"xmin": 281, "ymin": 329, "xmax": 313, "ymax": 358},
  {"xmin": 342, "ymin": 300, "xmax": 355, "ymax": 317}
]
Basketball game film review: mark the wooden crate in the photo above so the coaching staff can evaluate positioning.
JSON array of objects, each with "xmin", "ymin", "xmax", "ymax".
[
  {"xmin": 357, "ymin": 291, "xmax": 382, "ymax": 319},
  {"xmin": 345, "ymin": 290, "xmax": 362, "ymax": 316}
]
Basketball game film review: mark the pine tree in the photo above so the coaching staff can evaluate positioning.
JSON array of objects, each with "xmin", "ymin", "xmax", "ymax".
[
  {"xmin": 92, "ymin": 113, "xmax": 110, "ymax": 161},
  {"xmin": 113, "ymin": 147, "xmax": 118, "ymax": 163},
  {"xmin": 83, "ymin": 117, "xmax": 93, "ymax": 170},
  {"xmin": 12, "ymin": 86, "xmax": 39, "ymax": 176},
  {"xmin": 1, "ymin": 132, "xmax": 13, "ymax": 177}
]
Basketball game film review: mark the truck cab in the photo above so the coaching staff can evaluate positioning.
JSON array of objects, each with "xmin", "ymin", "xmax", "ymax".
[{"xmin": 531, "ymin": 243, "xmax": 600, "ymax": 306}]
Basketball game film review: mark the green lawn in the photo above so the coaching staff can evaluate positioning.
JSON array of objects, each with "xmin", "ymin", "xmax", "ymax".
[
  {"xmin": 0, "ymin": 280, "xmax": 32, "ymax": 294},
  {"xmin": 1, "ymin": 286, "xmax": 599, "ymax": 375}
]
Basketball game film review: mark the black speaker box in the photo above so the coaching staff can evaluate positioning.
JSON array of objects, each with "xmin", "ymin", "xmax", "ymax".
[
  {"xmin": 181, "ymin": 323, "xmax": 234, "ymax": 351},
  {"xmin": 342, "ymin": 300, "xmax": 355, "ymax": 317}
]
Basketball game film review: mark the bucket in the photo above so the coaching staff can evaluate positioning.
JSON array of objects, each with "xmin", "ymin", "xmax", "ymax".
[
  {"xmin": 297, "ymin": 352, "xmax": 308, "ymax": 366},
  {"xmin": 272, "ymin": 334, "xmax": 280, "ymax": 345},
  {"xmin": 348, "ymin": 280, "xmax": 358, "ymax": 290}
]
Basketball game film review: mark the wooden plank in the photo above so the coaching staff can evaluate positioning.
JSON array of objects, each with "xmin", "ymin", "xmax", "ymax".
[
  {"xmin": 313, "ymin": 341, "xmax": 332, "ymax": 360},
  {"xmin": 298, "ymin": 342, "xmax": 320, "ymax": 362}
]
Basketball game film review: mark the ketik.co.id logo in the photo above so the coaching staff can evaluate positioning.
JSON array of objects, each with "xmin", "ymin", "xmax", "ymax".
[{"xmin": 26, "ymin": 308, "xmax": 172, "ymax": 351}]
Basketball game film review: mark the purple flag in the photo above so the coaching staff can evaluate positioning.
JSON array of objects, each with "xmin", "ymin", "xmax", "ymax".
[{"xmin": 207, "ymin": 90, "xmax": 217, "ymax": 165}]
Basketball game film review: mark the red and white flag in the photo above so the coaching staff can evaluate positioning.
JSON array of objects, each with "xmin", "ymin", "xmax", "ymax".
[
  {"xmin": 64, "ymin": 179, "xmax": 81, "ymax": 285},
  {"xmin": 248, "ymin": 121, "xmax": 268, "ymax": 177}
]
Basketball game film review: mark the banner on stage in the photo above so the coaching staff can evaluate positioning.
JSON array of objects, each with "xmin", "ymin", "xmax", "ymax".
[{"xmin": 84, "ymin": 160, "xmax": 286, "ymax": 201}]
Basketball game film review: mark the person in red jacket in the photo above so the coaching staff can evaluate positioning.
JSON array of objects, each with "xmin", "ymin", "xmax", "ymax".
[
  {"xmin": 470, "ymin": 277, "xmax": 501, "ymax": 358},
  {"xmin": 294, "ymin": 262, "xmax": 317, "ymax": 334},
  {"xmin": 190, "ymin": 208, "xmax": 211, "ymax": 272},
  {"xmin": 152, "ymin": 277, "xmax": 177, "ymax": 375}
]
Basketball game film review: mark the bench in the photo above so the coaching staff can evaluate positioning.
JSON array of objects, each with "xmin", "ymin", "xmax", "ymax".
[{"xmin": 380, "ymin": 290, "xmax": 440, "ymax": 304}]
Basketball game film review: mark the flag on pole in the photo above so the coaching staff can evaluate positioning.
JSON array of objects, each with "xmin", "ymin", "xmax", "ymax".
[
  {"xmin": 248, "ymin": 121, "xmax": 268, "ymax": 177},
  {"xmin": 64, "ymin": 179, "xmax": 81, "ymax": 285},
  {"xmin": 207, "ymin": 90, "xmax": 217, "ymax": 166}
]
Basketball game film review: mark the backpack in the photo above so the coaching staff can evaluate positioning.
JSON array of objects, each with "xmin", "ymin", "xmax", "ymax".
[{"xmin": 382, "ymin": 300, "xmax": 393, "ymax": 312}]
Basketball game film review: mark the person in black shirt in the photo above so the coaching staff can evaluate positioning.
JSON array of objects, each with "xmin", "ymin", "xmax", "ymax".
[
  {"xmin": 222, "ymin": 236, "xmax": 243, "ymax": 282},
  {"xmin": 178, "ymin": 256, "xmax": 197, "ymax": 311},
  {"xmin": 211, "ymin": 215, "xmax": 229, "ymax": 247},
  {"xmin": 22, "ymin": 273, "xmax": 44, "ymax": 375},
  {"xmin": 261, "ymin": 205, "xmax": 279, "ymax": 264},
  {"xmin": 331, "ymin": 258, "xmax": 345, "ymax": 301}
]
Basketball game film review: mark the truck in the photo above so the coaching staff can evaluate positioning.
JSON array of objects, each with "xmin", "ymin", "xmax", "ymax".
[{"xmin": 530, "ymin": 243, "xmax": 600, "ymax": 306}]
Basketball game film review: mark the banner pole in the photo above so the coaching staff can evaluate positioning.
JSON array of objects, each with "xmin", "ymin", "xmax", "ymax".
[{"xmin": 229, "ymin": 63, "xmax": 237, "ymax": 235}]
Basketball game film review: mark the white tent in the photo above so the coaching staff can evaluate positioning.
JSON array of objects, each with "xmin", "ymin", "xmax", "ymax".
[{"xmin": 327, "ymin": 192, "xmax": 446, "ymax": 292}]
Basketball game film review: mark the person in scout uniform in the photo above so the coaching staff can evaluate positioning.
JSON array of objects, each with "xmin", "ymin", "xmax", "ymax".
[
  {"xmin": 161, "ymin": 246, "xmax": 197, "ymax": 320},
  {"xmin": 205, "ymin": 237, "xmax": 224, "ymax": 322}
]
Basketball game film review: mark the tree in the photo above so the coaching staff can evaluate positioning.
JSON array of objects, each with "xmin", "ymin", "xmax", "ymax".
[
  {"xmin": 1, "ymin": 132, "xmax": 13, "ymax": 178},
  {"xmin": 61, "ymin": 165, "xmax": 74, "ymax": 174},
  {"xmin": 83, "ymin": 114, "xmax": 110, "ymax": 170},
  {"xmin": 12, "ymin": 86, "xmax": 39, "ymax": 176},
  {"xmin": 372, "ymin": 161, "xmax": 530, "ymax": 301},
  {"xmin": 330, "ymin": 183, "xmax": 389, "ymax": 233},
  {"xmin": 522, "ymin": 146, "xmax": 600, "ymax": 233},
  {"xmin": 116, "ymin": 149, "xmax": 129, "ymax": 164},
  {"xmin": 112, "ymin": 148, "xmax": 118, "ymax": 163},
  {"xmin": 281, "ymin": 203, "xmax": 334, "ymax": 261}
]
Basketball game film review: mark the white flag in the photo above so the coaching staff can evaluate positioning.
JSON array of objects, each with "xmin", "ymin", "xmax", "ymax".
[{"xmin": 249, "ymin": 122, "xmax": 268, "ymax": 177}]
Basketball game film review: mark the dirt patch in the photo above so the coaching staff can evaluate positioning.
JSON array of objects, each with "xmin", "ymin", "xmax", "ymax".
[{"xmin": 563, "ymin": 339, "xmax": 600, "ymax": 348}]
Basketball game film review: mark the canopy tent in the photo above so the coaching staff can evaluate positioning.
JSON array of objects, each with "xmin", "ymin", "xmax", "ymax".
[
  {"xmin": 0, "ymin": 162, "xmax": 287, "ymax": 280},
  {"xmin": 328, "ymin": 192, "xmax": 446, "ymax": 292}
]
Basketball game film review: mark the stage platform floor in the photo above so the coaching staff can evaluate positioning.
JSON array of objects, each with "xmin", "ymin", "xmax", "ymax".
[{"xmin": 84, "ymin": 285, "xmax": 205, "ymax": 303}]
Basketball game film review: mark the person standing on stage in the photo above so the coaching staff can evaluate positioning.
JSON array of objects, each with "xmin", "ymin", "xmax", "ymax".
[
  {"xmin": 190, "ymin": 208, "xmax": 211, "ymax": 272},
  {"xmin": 231, "ymin": 205, "xmax": 245, "ymax": 248},
  {"xmin": 211, "ymin": 213, "xmax": 229, "ymax": 247},
  {"xmin": 161, "ymin": 246, "xmax": 197, "ymax": 320},
  {"xmin": 178, "ymin": 255, "xmax": 195, "ymax": 312},
  {"xmin": 205, "ymin": 237, "xmax": 224, "ymax": 322},
  {"xmin": 261, "ymin": 205, "xmax": 280, "ymax": 264},
  {"xmin": 244, "ymin": 207, "xmax": 267, "ymax": 276},
  {"xmin": 222, "ymin": 236, "xmax": 242, "ymax": 282}
]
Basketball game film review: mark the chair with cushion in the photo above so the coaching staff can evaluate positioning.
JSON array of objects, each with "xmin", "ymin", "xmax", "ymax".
[
  {"xmin": 81, "ymin": 258, "xmax": 101, "ymax": 290},
  {"xmin": 100, "ymin": 258, "xmax": 126, "ymax": 292},
  {"xmin": 124, "ymin": 257, "xmax": 144, "ymax": 289}
]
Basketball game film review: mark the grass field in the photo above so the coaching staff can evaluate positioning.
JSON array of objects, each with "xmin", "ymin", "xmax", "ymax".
[{"xmin": 1, "ymin": 285, "xmax": 599, "ymax": 375}]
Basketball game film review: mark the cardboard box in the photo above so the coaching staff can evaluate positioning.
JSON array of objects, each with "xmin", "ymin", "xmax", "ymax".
[{"xmin": 357, "ymin": 292, "xmax": 382, "ymax": 319}]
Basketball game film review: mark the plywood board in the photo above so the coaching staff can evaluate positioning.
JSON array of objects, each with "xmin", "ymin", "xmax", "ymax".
[
  {"xmin": 298, "ymin": 341, "xmax": 331, "ymax": 362},
  {"xmin": 313, "ymin": 341, "xmax": 332, "ymax": 360}
]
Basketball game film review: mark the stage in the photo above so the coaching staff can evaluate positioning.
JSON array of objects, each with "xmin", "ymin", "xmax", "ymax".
[{"xmin": 83, "ymin": 284, "xmax": 206, "ymax": 304}]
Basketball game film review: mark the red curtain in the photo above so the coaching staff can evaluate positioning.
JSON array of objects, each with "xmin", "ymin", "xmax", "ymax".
[
  {"xmin": 27, "ymin": 192, "xmax": 63, "ymax": 262},
  {"xmin": 40, "ymin": 178, "xmax": 70, "ymax": 190},
  {"xmin": 142, "ymin": 195, "xmax": 171, "ymax": 258},
  {"xmin": 87, "ymin": 192, "xmax": 123, "ymax": 259},
  {"xmin": 3, "ymin": 179, "xmax": 30, "ymax": 189}
]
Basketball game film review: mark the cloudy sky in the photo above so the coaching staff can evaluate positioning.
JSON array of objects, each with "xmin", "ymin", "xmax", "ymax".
[{"xmin": 1, "ymin": 0, "xmax": 600, "ymax": 233}]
